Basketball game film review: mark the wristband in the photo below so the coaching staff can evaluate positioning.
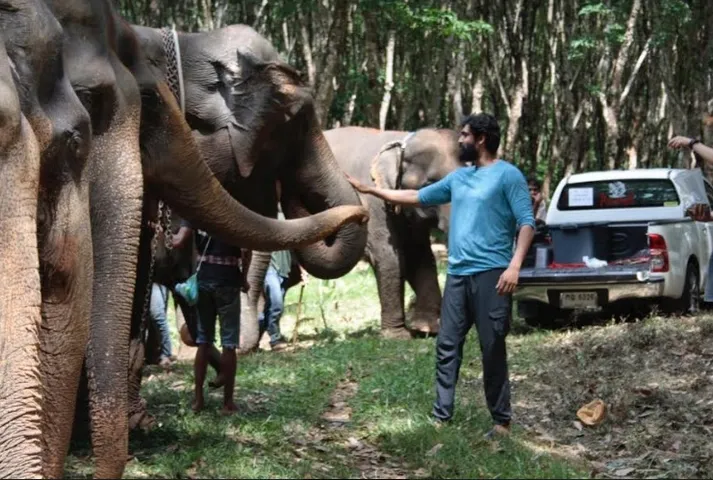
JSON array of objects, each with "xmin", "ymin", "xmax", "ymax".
[{"xmin": 690, "ymin": 138, "xmax": 701, "ymax": 148}]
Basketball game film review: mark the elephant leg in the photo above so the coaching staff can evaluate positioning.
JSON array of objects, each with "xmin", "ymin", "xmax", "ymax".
[
  {"xmin": 127, "ymin": 203, "xmax": 159, "ymax": 435},
  {"xmin": 239, "ymin": 250, "xmax": 271, "ymax": 354},
  {"xmin": 370, "ymin": 242, "xmax": 410, "ymax": 338},
  {"xmin": 404, "ymin": 231, "xmax": 442, "ymax": 335},
  {"xmin": 38, "ymin": 201, "xmax": 93, "ymax": 478}
]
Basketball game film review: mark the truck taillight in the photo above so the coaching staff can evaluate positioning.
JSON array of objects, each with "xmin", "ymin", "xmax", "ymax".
[{"xmin": 647, "ymin": 233, "xmax": 669, "ymax": 273}]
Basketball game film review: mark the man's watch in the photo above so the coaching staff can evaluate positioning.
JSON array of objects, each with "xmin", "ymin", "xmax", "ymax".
[{"xmin": 690, "ymin": 138, "xmax": 701, "ymax": 148}]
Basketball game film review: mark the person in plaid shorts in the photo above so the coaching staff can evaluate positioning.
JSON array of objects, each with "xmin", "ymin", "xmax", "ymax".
[{"xmin": 172, "ymin": 220, "xmax": 244, "ymax": 415}]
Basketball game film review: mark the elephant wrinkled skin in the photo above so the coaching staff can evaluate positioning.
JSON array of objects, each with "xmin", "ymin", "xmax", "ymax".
[
  {"xmin": 0, "ymin": 0, "xmax": 368, "ymax": 478},
  {"xmin": 324, "ymin": 126, "xmax": 460, "ymax": 338},
  {"xmin": 0, "ymin": 37, "xmax": 43, "ymax": 479},
  {"xmin": 0, "ymin": 0, "xmax": 95, "ymax": 476}
]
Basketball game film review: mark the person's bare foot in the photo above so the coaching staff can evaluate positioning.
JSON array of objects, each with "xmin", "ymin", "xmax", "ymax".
[
  {"xmin": 220, "ymin": 402, "xmax": 239, "ymax": 416},
  {"xmin": 191, "ymin": 397, "xmax": 204, "ymax": 413}
]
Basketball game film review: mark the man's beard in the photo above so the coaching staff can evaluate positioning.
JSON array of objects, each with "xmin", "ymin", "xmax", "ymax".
[{"xmin": 459, "ymin": 143, "xmax": 478, "ymax": 165}]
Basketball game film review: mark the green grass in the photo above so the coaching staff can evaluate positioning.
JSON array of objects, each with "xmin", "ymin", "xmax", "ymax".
[{"xmin": 65, "ymin": 259, "xmax": 587, "ymax": 479}]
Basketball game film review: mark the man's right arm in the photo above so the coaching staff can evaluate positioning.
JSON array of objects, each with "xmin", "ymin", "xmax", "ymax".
[
  {"xmin": 669, "ymin": 136, "xmax": 713, "ymax": 165},
  {"xmin": 346, "ymin": 173, "xmax": 453, "ymax": 206},
  {"xmin": 356, "ymin": 186, "xmax": 421, "ymax": 205},
  {"xmin": 668, "ymin": 136, "xmax": 713, "ymax": 221}
]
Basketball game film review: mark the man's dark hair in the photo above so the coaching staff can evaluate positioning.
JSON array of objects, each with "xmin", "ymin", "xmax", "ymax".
[
  {"xmin": 461, "ymin": 113, "xmax": 501, "ymax": 155},
  {"xmin": 527, "ymin": 176, "xmax": 541, "ymax": 190}
]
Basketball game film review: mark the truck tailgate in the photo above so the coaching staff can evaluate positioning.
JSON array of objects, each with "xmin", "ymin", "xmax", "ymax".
[{"xmin": 518, "ymin": 264, "xmax": 654, "ymax": 285}]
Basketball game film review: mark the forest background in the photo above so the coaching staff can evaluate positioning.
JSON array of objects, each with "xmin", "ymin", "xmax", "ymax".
[{"xmin": 118, "ymin": 0, "xmax": 713, "ymax": 199}]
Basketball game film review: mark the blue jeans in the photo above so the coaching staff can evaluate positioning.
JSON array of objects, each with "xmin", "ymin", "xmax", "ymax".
[
  {"xmin": 196, "ymin": 281, "xmax": 240, "ymax": 349},
  {"xmin": 258, "ymin": 266, "xmax": 287, "ymax": 345},
  {"xmin": 706, "ymin": 254, "xmax": 713, "ymax": 302},
  {"xmin": 150, "ymin": 283, "xmax": 173, "ymax": 358}
]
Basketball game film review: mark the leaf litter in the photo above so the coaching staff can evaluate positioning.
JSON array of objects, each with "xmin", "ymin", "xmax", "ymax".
[
  {"xmin": 281, "ymin": 366, "xmax": 415, "ymax": 479},
  {"xmin": 511, "ymin": 314, "xmax": 713, "ymax": 479}
]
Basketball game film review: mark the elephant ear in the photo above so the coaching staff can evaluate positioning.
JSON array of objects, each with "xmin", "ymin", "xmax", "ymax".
[
  {"xmin": 226, "ymin": 60, "xmax": 312, "ymax": 178},
  {"xmin": 370, "ymin": 142, "xmax": 407, "ymax": 214},
  {"xmin": 370, "ymin": 142, "xmax": 403, "ymax": 190},
  {"xmin": 227, "ymin": 121, "xmax": 255, "ymax": 179}
]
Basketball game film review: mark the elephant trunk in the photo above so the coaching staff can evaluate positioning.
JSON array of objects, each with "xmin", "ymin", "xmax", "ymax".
[
  {"xmin": 238, "ymin": 251, "xmax": 271, "ymax": 353},
  {"xmin": 142, "ymin": 82, "xmax": 368, "ymax": 252},
  {"xmin": 0, "ymin": 104, "xmax": 43, "ymax": 477},
  {"xmin": 281, "ymin": 108, "xmax": 368, "ymax": 279},
  {"xmin": 85, "ymin": 106, "xmax": 144, "ymax": 478}
]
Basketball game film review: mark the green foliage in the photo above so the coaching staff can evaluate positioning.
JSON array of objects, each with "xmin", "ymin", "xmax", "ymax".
[
  {"xmin": 407, "ymin": 8, "xmax": 493, "ymax": 40},
  {"xmin": 578, "ymin": 2, "xmax": 613, "ymax": 17},
  {"xmin": 651, "ymin": 0, "xmax": 693, "ymax": 47},
  {"xmin": 604, "ymin": 22, "xmax": 626, "ymax": 44}
]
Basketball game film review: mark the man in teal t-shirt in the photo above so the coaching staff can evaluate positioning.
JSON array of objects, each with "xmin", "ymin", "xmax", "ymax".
[{"xmin": 347, "ymin": 113, "xmax": 535, "ymax": 438}]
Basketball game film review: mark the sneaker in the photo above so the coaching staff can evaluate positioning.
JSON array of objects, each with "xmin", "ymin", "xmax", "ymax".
[
  {"xmin": 484, "ymin": 424, "xmax": 511, "ymax": 441},
  {"xmin": 271, "ymin": 340, "xmax": 288, "ymax": 352}
]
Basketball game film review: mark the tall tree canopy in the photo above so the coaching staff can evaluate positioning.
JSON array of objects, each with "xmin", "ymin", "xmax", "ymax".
[{"xmin": 118, "ymin": 0, "xmax": 713, "ymax": 195}]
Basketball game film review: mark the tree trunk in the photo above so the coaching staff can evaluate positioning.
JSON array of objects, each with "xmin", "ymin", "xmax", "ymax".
[
  {"xmin": 379, "ymin": 30, "xmax": 396, "ymax": 130},
  {"xmin": 448, "ymin": 47, "xmax": 465, "ymax": 127},
  {"xmin": 471, "ymin": 74, "xmax": 484, "ymax": 113},
  {"xmin": 313, "ymin": 0, "xmax": 350, "ymax": 128}
]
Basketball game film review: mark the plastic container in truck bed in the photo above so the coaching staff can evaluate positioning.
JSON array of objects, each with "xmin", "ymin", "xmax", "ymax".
[{"xmin": 548, "ymin": 223, "xmax": 610, "ymax": 264}]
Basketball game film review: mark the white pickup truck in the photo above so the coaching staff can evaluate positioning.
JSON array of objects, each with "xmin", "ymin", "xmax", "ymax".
[{"xmin": 515, "ymin": 168, "xmax": 713, "ymax": 327}]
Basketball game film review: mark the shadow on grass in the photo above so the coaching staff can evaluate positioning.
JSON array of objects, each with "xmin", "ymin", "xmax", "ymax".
[
  {"xmin": 285, "ymin": 324, "xmax": 382, "ymax": 344},
  {"xmin": 66, "ymin": 325, "xmax": 591, "ymax": 479}
]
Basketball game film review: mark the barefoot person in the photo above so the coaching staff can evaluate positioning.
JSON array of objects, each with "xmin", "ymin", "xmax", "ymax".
[
  {"xmin": 172, "ymin": 220, "xmax": 243, "ymax": 415},
  {"xmin": 347, "ymin": 113, "xmax": 535, "ymax": 438}
]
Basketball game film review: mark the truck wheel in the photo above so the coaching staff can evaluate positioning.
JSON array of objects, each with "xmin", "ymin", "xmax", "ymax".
[{"xmin": 668, "ymin": 262, "xmax": 700, "ymax": 316}]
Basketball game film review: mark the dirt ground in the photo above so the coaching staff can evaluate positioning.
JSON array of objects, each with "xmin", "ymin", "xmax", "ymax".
[{"xmin": 509, "ymin": 314, "xmax": 713, "ymax": 479}]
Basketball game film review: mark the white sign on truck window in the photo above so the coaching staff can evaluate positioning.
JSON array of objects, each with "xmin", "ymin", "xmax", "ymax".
[{"xmin": 568, "ymin": 187, "xmax": 594, "ymax": 207}]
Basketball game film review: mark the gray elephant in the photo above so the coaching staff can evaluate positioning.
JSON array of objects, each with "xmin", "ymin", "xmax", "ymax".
[
  {"xmin": 323, "ymin": 126, "xmax": 460, "ymax": 338},
  {"xmin": 0, "ymin": 1, "xmax": 368, "ymax": 478},
  {"xmin": 131, "ymin": 24, "xmax": 370, "ymax": 357}
]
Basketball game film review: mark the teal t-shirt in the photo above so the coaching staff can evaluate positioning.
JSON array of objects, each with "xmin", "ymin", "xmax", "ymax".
[{"xmin": 417, "ymin": 160, "xmax": 535, "ymax": 275}]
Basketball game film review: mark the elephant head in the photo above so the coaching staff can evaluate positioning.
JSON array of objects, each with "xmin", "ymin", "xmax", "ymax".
[
  {"xmin": 370, "ymin": 128, "xmax": 459, "ymax": 232},
  {"xmin": 0, "ymin": 36, "xmax": 43, "ymax": 479},
  {"xmin": 133, "ymin": 24, "xmax": 368, "ymax": 279}
]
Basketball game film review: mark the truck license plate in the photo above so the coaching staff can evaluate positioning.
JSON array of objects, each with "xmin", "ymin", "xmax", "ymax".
[{"xmin": 560, "ymin": 292, "xmax": 598, "ymax": 309}]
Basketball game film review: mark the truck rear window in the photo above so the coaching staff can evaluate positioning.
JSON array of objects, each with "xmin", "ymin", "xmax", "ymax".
[{"xmin": 557, "ymin": 179, "xmax": 680, "ymax": 210}]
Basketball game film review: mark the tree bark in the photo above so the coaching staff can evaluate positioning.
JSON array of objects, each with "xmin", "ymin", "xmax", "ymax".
[{"xmin": 379, "ymin": 30, "xmax": 396, "ymax": 130}]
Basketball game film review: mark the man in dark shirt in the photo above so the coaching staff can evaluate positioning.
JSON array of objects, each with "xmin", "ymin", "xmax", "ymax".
[{"xmin": 172, "ymin": 221, "xmax": 243, "ymax": 415}]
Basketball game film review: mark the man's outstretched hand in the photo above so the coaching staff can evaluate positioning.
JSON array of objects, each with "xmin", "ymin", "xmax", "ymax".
[{"xmin": 345, "ymin": 173, "xmax": 371, "ymax": 194}]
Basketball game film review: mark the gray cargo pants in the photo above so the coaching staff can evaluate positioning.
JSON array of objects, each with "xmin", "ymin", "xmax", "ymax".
[{"xmin": 432, "ymin": 269, "xmax": 512, "ymax": 425}]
